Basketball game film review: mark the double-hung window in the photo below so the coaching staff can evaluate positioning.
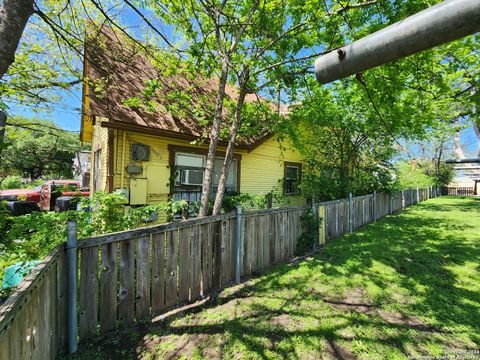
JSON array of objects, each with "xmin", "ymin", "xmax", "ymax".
[
  {"xmin": 173, "ymin": 152, "xmax": 239, "ymax": 201},
  {"xmin": 284, "ymin": 162, "xmax": 301, "ymax": 195}
]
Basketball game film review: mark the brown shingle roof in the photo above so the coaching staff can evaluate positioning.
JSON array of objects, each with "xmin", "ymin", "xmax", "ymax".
[{"xmin": 84, "ymin": 26, "xmax": 275, "ymax": 147}]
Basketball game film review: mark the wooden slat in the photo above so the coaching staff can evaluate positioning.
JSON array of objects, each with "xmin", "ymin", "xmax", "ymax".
[
  {"xmin": 190, "ymin": 225, "xmax": 201, "ymax": 300},
  {"xmin": 42, "ymin": 262, "xmax": 56, "ymax": 359},
  {"xmin": 276, "ymin": 212, "xmax": 282, "ymax": 263},
  {"xmin": 56, "ymin": 251, "xmax": 67, "ymax": 352},
  {"xmin": 48, "ymin": 261, "xmax": 57, "ymax": 359},
  {"xmin": 239, "ymin": 216, "xmax": 245, "ymax": 276},
  {"xmin": 280, "ymin": 211, "xmax": 287, "ymax": 261},
  {"xmin": 79, "ymin": 246, "xmax": 99, "ymax": 342},
  {"xmin": 165, "ymin": 230, "xmax": 178, "ymax": 308},
  {"xmin": 252, "ymin": 215, "xmax": 259, "ymax": 272},
  {"xmin": 212, "ymin": 221, "xmax": 221, "ymax": 289},
  {"xmin": 263, "ymin": 215, "xmax": 270, "ymax": 269},
  {"xmin": 269, "ymin": 213, "xmax": 275, "ymax": 266},
  {"xmin": 257, "ymin": 216, "xmax": 264, "ymax": 271},
  {"xmin": 200, "ymin": 223, "xmax": 211, "ymax": 295},
  {"xmin": 229, "ymin": 218, "xmax": 236, "ymax": 281},
  {"xmin": 151, "ymin": 232, "xmax": 166, "ymax": 314},
  {"xmin": 220, "ymin": 219, "xmax": 230, "ymax": 286},
  {"xmin": 178, "ymin": 227, "xmax": 191, "ymax": 303},
  {"xmin": 118, "ymin": 239, "xmax": 135, "ymax": 325},
  {"xmin": 78, "ymin": 212, "xmax": 236, "ymax": 249},
  {"xmin": 99, "ymin": 242, "xmax": 118, "ymax": 333},
  {"xmin": 135, "ymin": 235, "xmax": 151, "ymax": 320},
  {"xmin": 0, "ymin": 330, "xmax": 9, "ymax": 360},
  {"xmin": 242, "ymin": 217, "xmax": 251, "ymax": 276}
]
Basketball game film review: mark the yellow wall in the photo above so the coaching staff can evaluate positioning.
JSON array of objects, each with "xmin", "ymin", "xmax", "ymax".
[
  {"xmin": 241, "ymin": 138, "xmax": 304, "ymax": 205},
  {"xmin": 90, "ymin": 117, "xmax": 110, "ymax": 193},
  {"xmin": 93, "ymin": 128, "xmax": 305, "ymax": 206}
]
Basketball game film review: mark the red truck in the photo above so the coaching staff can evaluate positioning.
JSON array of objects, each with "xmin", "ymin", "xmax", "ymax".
[{"xmin": 0, "ymin": 180, "xmax": 89, "ymax": 214}]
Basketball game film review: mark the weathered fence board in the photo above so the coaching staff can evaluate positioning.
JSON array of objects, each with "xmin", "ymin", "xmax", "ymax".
[
  {"xmin": 190, "ymin": 226, "xmax": 201, "ymax": 301},
  {"xmin": 118, "ymin": 239, "xmax": 135, "ymax": 324},
  {"xmin": 135, "ymin": 236, "xmax": 151, "ymax": 320},
  {"xmin": 0, "ymin": 245, "xmax": 67, "ymax": 360},
  {"xmin": 165, "ymin": 230, "xmax": 178, "ymax": 308},
  {"xmin": 178, "ymin": 228, "xmax": 191, "ymax": 303},
  {"xmin": 0, "ymin": 188, "xmax": 440, "ymax": 359},
  {"xmin": 79, "ymin": 246, "xmax": 99, "ymax": 342},
  {"xmin": 99, "ymin": 242, "xmax": 118, "ymax": 333},
  {"xmin": 151, "ymin": 232, "xmax": 165, "ymax": 314}
]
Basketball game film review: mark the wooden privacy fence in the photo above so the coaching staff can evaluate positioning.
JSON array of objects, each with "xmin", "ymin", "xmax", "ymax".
[
  {"xmin": 442, "ymin": 186, "xmax": 475, "ymax": 196},
  {"xmin": 74, "ymin": 206, "xmax": 306, "ymax": 342},
  {"xmin": 0, "ymin": 187, "xmax": 439, "ymax": 359},
  {"xmin": 0, "ymin": 245, "xmax": 67, "ymax": 360}
]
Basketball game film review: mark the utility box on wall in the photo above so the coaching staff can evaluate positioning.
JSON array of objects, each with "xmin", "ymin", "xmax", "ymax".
[{"xmin": 130, "ymin": 178, "xmax": 147, "ymax": 205}]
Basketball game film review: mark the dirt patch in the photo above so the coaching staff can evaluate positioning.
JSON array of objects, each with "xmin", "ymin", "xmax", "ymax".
[
  {"xmin": 376, "ymin": 310, "xmax": 435, "ymax": 331},
  {"xmin": 323, "ymin": 288, "xmax": 375, "ymax": 315},
  {"xmin": 270, "ymin": 313, "xmax": 295, "ymax": 329},
  {"xmin": 325, "ymin": 338, "xmax": 358, "ymax": 360},
  {"xmin": 324, "ymin": 288, "xmax": 437, "ymax": 333}
]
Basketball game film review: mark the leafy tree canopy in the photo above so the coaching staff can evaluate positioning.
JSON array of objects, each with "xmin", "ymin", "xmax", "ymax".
[{"xmin": 0, "ymin": 116, "xmax": 82, "ymax": 180}]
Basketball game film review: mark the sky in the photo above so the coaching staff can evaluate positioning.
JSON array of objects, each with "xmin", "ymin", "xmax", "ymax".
[{"xmin": 4, "ymin": 2, "xmax": 479, "ymax": 158}]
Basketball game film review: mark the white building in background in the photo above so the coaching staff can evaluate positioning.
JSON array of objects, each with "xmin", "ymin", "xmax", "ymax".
[{"xmin": 72, "ymin": 151, "xmax": 91, "ymax": 188}]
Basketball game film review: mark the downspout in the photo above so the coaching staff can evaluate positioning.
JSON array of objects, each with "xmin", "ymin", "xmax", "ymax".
[{"xmin": 120, "ymin": 131, "xmax": 126, "ymax": 190}]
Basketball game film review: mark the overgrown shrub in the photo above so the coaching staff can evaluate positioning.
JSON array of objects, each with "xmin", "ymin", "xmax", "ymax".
[
  {"xmin": 222, "ymin": 192, "xmax": 291, "ymax": 212},
  {"xmin": 0, "ymin": 193, "xmax": 168, "ymax": 290},
  {"xmin": 295, "ymin": 209, "xmax": 320, "ymax": 256},
  {"xmin": 0, "ymin": 176, "xmax": 22, "ymax": 190}
]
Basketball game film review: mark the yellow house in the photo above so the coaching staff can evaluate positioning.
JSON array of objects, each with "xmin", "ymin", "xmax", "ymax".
[{"xmin": 80, "ymin": 27, "xmax": 305, "ymax": 208}]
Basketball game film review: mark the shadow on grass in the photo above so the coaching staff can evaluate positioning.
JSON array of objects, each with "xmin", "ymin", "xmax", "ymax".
[{"xmin": 67, "ymin": 198, "xmax": 480, "ymax": 359}]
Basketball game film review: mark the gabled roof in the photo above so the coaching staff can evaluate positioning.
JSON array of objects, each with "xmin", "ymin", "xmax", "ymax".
[{"xmin": 83, "ymin": 26, "xmax": 283, "ymax": 148}]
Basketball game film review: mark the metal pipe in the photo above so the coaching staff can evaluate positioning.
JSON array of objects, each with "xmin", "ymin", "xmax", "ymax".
[
  {"xmin": 315, "ymin": 0, "xmax": 480, "ymax": 84},
  {"xmin": 235, "ymin": 205, "xmax": 243, "ymax": 284},
  {"xmin": 446, "ymin": 158, "xmax": 480, "ymax": 164},
  {"xmin": 67, "ymin": 220, "xmax": 78, "ymax": 354}
]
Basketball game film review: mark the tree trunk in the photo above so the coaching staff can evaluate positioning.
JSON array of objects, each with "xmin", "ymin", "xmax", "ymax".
[
  {"xmin": 212, "ymin": 69, "xmax": 249, "ymax": 215},
  {"xmin": 0, "ymin": 0, "xmax": 34, "ymax": 79},
  {"xmin": 198, "ymin": 60, "xmax": 229, "ymax": 217},
  {"xmin": 0, "ymin": 111, "xmax": 6, "ymax": 158},
  {"xmin": 453, "ymin": 118, "xmax": 466, "ymax": 160}
]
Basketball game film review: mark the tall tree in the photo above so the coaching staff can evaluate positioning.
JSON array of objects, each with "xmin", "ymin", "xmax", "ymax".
[
  {"xmin": 0, "ymin": 117, "xmax": 81, "ymax": 179},
  {"xmin": 0, "ymin": 0, "xmax": 34, "ymax": 79}
]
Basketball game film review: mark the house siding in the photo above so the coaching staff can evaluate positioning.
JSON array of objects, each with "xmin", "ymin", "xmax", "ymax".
[
  {"xmin": 92, "ymin": 127, "xmax": 305, "ymax": 206},
  {"xmin": 90, "ymin": 117, "xmax": 110, "ymax": 193},
  {"xmin": 241, "ymin": 138, "xmax": 305, "ymax": 206}
]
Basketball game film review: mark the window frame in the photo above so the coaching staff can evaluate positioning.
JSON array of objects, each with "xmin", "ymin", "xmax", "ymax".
[
  {"xmin": 284, "ymin": 162, "xmax": 302, "ymax": 195},
  {"xmin": 168, "ymin": 145, "xmax": 242, "ymax": 195}
]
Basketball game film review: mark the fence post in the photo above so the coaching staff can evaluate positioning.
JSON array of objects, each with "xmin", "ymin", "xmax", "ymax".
[
  {"xmin": 372, "ymin": 191, "xmax": 377, "ymax": 221},
  {"xmin": 416, "ymin": 187, "xmax": 420, "ymax": 203},
  {"xmin": 319, "ymin": 205, "xmax": 326, "ymax": 245},
  {"xmin": 349, "ymin": 193, "xmax": 353, "ymax": 233},
  {"xmin": 402, "ymin": 190, "xmax": 405, "ymax": 209},
  {"xmin": 311, "ymin": 201, "xmax": 318, "ymax": 250},
  {"xmin": 66, "ymin": 220, "xmax": 78, "ymax": 354},
  {"xmin": 235, "ymin": 205, "xmax": 243, "ymax": 284}
]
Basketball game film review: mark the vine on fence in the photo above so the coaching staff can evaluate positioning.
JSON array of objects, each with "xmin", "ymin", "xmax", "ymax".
[{"xmin": 296, "ymin": 209, "xmax": 321, "ymax": 255}]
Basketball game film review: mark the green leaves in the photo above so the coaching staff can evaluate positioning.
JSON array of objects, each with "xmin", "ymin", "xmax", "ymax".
[{"xmin": 0, "ymin": 116, "xmax": 82, "ymax": 179}]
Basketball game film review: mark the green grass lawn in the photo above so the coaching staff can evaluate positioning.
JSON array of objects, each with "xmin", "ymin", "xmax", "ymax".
[{"xmin": 67, "ymin": 196, "xmax": 480, "ymax": 359}]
